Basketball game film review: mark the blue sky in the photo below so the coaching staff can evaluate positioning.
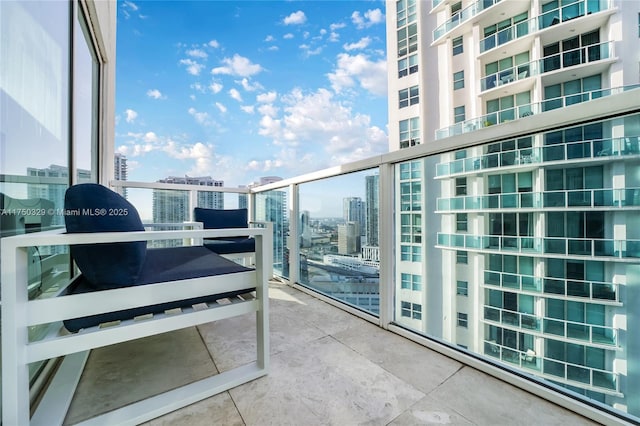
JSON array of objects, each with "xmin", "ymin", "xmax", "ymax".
[{"xmin": 115, "ymin": 0, "xmax": 389, "ymax": 187}]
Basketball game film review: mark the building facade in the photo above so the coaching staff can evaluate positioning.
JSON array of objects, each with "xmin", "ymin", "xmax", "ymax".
[
  {"xmin": 152, "ymin": 175, "xmax": 224, "ymax": 223},
  {"xmin": 387, "ymin": 0, "xmax": 640, "ymax": 416}
]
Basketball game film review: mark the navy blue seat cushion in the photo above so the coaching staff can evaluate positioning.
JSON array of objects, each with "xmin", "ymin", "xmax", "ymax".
[
  {"xmin": 203, "ymin": 237, "xmax": 256, "ymax": 254},
  {"xmin": 195, "ymin": 207, "xmax": 255, "ymax": 254},
  {"xmin": 64, "ymin": 184, "xmax": 146, "ymax": 290},
  {"xmin": 194, "ymin": 207, "xmax": 248, "ymax": 229},
  {"xmin": 63, "ymin": 246, "xmax": 253, "ymax": 332}
]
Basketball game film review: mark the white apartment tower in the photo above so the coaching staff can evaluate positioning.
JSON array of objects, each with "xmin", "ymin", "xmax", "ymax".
[{"xmin": 387, "ymin": 0, "xmax": 640, "ymax": 417}]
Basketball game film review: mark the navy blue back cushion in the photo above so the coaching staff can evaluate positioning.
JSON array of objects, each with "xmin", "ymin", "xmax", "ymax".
[
  {"xmin": 64, "ymin": 184, "xmax": 146, "ymax": 289},
  {"xmin": 194, "ymin": 208, "xmax": 248, "ymax": 229}
]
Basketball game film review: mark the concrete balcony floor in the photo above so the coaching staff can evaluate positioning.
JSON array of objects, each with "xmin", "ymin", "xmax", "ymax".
[{"xmin": 64, "ymin": 282, "xmax": 595, "ymax": 425}]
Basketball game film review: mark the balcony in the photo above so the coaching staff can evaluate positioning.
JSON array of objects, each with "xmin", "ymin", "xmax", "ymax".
[
  {"xmin": 62, "ymin": 282, "xmax": 596, "ymax": 424},
  {"xmin": 433, "ymin": 0, "xmax": 502, "ymax": 42},
  {"xmin": 435, "ymin": 84, "xmax": 640, "ymax": 139},
  {"xmin": 4, "ymin": 91, "xmax": 640, "ymax": 425}
]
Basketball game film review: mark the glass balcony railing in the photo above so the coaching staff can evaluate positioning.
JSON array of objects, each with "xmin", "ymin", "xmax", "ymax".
[
  {"xmin": 479, "ymin": 17, "xmax": 536, "ymax": 53},
  {"xmin": 433, "ymin": 0, "xmax": 502, "ymax": 41},
  {"xmin": 483, "ymin": 271, "xmax": 619, "ymax": 302},
  {"xmin": 480, "ymin": 41, "xmax": 613, "ymax": 92},
  {"xmin": 484, "ymin": 340, "xmax": 542, "ymax": 372},
  {"xmin": 435, "ymin": 85, "xmax": 640, "ymax": 139},
  {"xmin": 437, "ymin": 233, "xmax": 640, "ymax": 259},
  {"xmin": 436, "ymin": 136, "xmax": 640, "ymax": 177},
  {"xmin": 437, "ymin": 187, "xmax": 640, "ymax": 211},
  {"xmin": 542, "ymin": 317, "xmax": 616, "ymax": 346},
  {"xmin": 542, "ymin": 358, "xmax": 618, "ymax": 392},
  {"xmin": 98, "ymin": 107, "xmax": 640, "ymax": 423},
  {"xmin": 484, "ymin": 305, "xmax": 541, "ymax": 331},
  {"xmin": 539, "ymin": 0, "xmax": 609, "ymax": 30}
]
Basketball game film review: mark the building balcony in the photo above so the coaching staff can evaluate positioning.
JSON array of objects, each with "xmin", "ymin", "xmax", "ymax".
[
  {"xmin": 435, "ymin": 84, "xmax": 640, "ymax": 140},
  {"xmin": 5, "ymin": 90, "xmax": 640, "ymax": 424},
  {"xmin": 478, "ymin": 0, "xmax": 614, "ymax": 56},
  {"xmin": 432, "ymin": 0, "xmax": 503, "ymax": 42},
  {"xmin": 479, "ymin": 40, "xmax": 615, "ymax": 94},
  {"xmin": 436, "ymin": 187, "xmax": 640, "ymax": 212},
  {"xmin": 483, "ymin": 271, "xmax": 620, "ymax": 303},
  {"xmin": 437, "ymin": 233, "xmax": 640, "ymax": 259}
]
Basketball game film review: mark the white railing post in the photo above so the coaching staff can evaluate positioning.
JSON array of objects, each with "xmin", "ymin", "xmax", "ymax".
[
  {"xmin": 378, "ymin": 163, "xmax": 395, "ymax": 330},
  {"xmin": 288, "ymin": 183, "xmax": 300, "ymax": 285}
]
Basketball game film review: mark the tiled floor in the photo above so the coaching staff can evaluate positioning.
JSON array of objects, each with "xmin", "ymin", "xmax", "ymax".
[{"xmin": 65, "ymin": 282, "xmax": 596, "ymax": 425}]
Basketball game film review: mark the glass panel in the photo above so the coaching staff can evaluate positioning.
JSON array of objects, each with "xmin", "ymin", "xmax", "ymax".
[{"xmin": 299, "ymin": 170, "xmax": 380, "ymax": 315}]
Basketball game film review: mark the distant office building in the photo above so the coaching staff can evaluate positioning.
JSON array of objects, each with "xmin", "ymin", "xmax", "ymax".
[
  {"xmin": 338, "ymin": 221, "xmax": 360, "ymax": 255},
  {"xmin": 343, "ymin": 197, "xmax": 366, "ymax": 238},
  {"xmin": 26, "ymin": 165, "xmax": 92, "ymax": 227},
  {"xmin": 152, "ymin": 175, "xmax": 223, "ymax": 224},
  {"xmin": 114, "ymin": 153, "xmax": 128, "ymax": 197},
  {"xmin": 254, "ymin": 187, "xmax": 288, "ymax": 275},
  {"xmin": 365, "ymin": 174, "xmax": 379, "ymax": 246},
  {"xmin": 300, "ymin": 210, "xmax": 312, "ymax": 248}
]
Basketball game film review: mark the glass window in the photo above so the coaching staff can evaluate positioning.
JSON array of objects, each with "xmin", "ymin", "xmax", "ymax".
[
  {"xmin": 456, "ymin": 213, "xmax": 468, "ymax": 232},
  {"xmin": 454, "ymin": 105, "xmax": 465, "ymax": 123},
  {"xmin": 400, "ymin": 118, "xmax": 421, "ymax": 149},
  {"xmin": 455, "ymin": 177, "xmax": 467, "ymax": 196},
  {"xmin": 453, "ymin": 70, "xmax": 464, "ymax": 90},
  {"xmin": 457, "ymin": 312, "xmax": 468, "ymax": 327},
  {"xmin": 452, "ymin": 36, "xmax": 463, "ymax": 55},
  {"xmin": 457, "ymin": 280, "xmax": 469, "ymax": 296},
  {"xmin": 457, "ymin": 250, "xmax": 468, "ymax": 264}
]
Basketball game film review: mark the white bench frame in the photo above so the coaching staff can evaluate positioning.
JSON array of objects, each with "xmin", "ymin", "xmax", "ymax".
[{"xmin": 1, "ymin": 227, "xmax": 271, "ymax": 425}]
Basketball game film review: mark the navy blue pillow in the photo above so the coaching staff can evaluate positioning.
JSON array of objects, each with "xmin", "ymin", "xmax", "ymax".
[
  {"xmin": 64, "ymin": 184, "xmax": 146, "ymax": 289},
  {"xmin": 194, "ymin": 208, "xmax": 248, "ymax": 229}
]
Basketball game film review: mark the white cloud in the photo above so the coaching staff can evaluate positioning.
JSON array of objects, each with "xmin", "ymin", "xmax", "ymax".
[
  {"xmin": 125, "ymin": 109, "xmax": 138, "ymax": 123},
  {"xmin": 211, "ymin": 54, "xmax": 263, "ymax": 77},
  {"xmin": 187, "ymin": 48, "xmax": 208, "ymax": 59},
  {"xmin": 283, "ymin": 33, "xmax": 294, "ymax": 39},
  {"xmin": 146, "ymin": 89, "xmax": 165, "ymax": 99},
  {"xmin": 228, "ymin": 88, "xmax": 243, "ymax": 102},
  {"xmin": 327, "ymin": 53, "xmax": 388, "ymax": 96},
  {"xmin": 343, "ymin": 37, "xmax": 371, "ymax": 51},
  {"xmin": 162, "ymin": 140, "xmax": 214, "ymax": 176},
  {"xmin": 241, "ymin": 105, "xmax": 255, "ymax": 114},
  {"xmin": 179, "ymin": 58, "xmax": 205, "ymax": 76},
  {"xmin": 329, "ymin": 32, "xmax": 340, "ymax": 42},
  {"xmin": 299, "ymin": 44, "xmax": 322, "ymax": 56},
  {"xmin": 188, "ymin": 107, "xmax": 212, "ymax": 125},
  {"xmin": 268, "ymin": 45, "xmax": 279, "ymax": 51},
  {"xmin": 283, "ymin": 10, "xmax": 306, "ymax": 25},
  {"xmin": 265, "ymin": 35, "xmax": 275, "ymax": 42},
  {"xmin": 215, "ymin": 102, "xmax": 227, "ymax": 113},
  {"xmin": 239, "ymin": 78, "xmax": 263, "ymax": 92},
  {"xmin": 257, "ymin": 91, "xmax": 277, "ymax": 103},
  {"xmin": 209, "ymin": 82, "xmax": 223, "ymax": 94},
  {"xmin": 257, "ymin": 104, "xmax": 278, "ymax": 118},
  {"xmin": 351, "ymin": 9, "xmax": 384, "ymax": 29},
  {"xmin": 208, "ymin": 40, "xmax": 220, "ymax": 48},
  {"xmin": 143, "ymin": 131, "xmax": 158, "ymax": 143},
  {"xmin": 330, "ymin": 22, "xmax": 346, "ymax": 31},
  {"xmin": 257, "ymin": 88, "xmax": 387, "ymax": 167}
]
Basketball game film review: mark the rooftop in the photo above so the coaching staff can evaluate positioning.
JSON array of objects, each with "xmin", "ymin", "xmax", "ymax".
[{"xmin": 64, "ymin": 282, "xmax": 595, "ymax": 425}]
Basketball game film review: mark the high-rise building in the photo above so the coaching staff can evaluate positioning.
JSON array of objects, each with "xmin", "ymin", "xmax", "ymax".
[
  {"xmin": 254, "ymin": 187, "xmax": 288, "ymax": 276},
  {"xmin": 365, "ymin": 174, "xmax": 380, "ymax": 247},
  {"xmin": 114, "ymin": 153, "xmax": 128, "ymax": 197},
  {"xmin": 343, "ymin": 197, "xmax": 366, "ymax": 238},
  {"xmin": 338, "ymin": 221, "xmax": 361, "ymax": 255},
  {"xmin": 387, "ymin": 0, "xmax": 640, "ymax": 416},
  {"xmin": 152, "ymin": 175, "xmax": 223, "ymax": 224}
]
